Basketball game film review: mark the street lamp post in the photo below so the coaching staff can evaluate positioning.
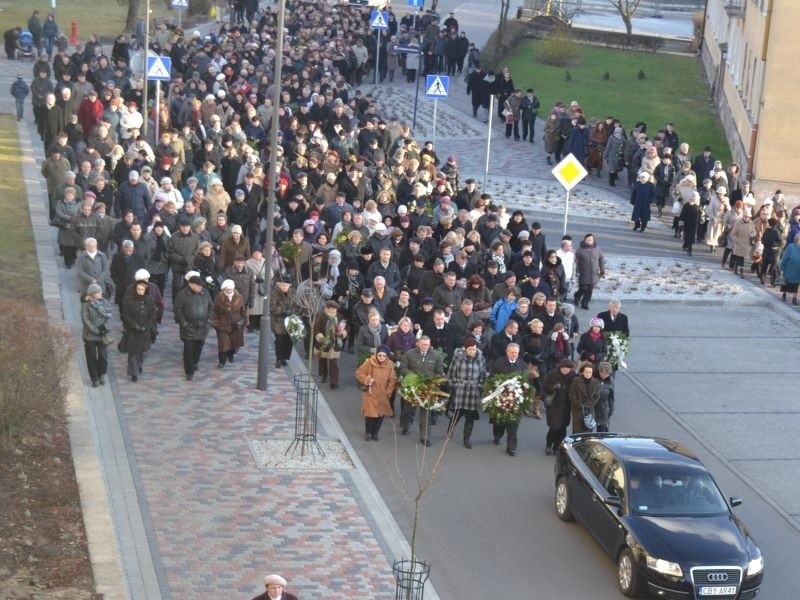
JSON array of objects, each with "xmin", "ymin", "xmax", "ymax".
[
  {"xmin": 256, "ymin": 0, "xmax": 287, "ymax": 391},
  {"xmin": 142, "ymin": 0, "xmax": 151, "ymax": 138}
]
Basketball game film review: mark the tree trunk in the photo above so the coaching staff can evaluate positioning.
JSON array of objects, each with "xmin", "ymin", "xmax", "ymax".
[
  {"xmin": 125, "ymin": 0, "xmax": 141, "ymax": 34},
  {"xmin": 624, "ymin": 15, "xmax": 633, "ymax": 44}
]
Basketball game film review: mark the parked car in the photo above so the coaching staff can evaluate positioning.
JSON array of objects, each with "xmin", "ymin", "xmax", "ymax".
[{"xmin": 553, "ymin": 433, "xmax": 764, "ymax": 599}]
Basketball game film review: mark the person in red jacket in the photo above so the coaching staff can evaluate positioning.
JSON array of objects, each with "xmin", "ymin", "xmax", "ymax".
[{"xmin": 77, "ymin": 89, "xmax": 104, "ymax": 142}]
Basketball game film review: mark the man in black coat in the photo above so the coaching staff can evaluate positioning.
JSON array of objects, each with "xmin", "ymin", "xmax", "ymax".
[
  {"xmin": 422, "ymin": 309, "xmax": 455, "ymax": 362},
  {"xmin": 597, "ymin": 298, "xmax": 630, "ymax": 337},
  {"xmin": 489, "ymin": 318, "xmax": 521, "ymax": 361},
  {"xmin": 490, "ymin": 343, "xmax": 528, "ymax": 456}
]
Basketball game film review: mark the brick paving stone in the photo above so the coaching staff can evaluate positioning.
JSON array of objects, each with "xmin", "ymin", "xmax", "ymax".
[{"xmin": 108, "ymin": 309, "xmax": 396, "ymax": 598}]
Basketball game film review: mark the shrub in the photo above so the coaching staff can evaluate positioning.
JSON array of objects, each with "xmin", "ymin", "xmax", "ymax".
[
  {"xmin": 536, "ymin": 30, "xmax": 581, "ymax": 67},
  {"xmin": 481, "ymin": 20, "xmax": 530, "ymax": 72},
  {"xmin": 0, "ymin": 301, "xmax": 72, "ymax": 448}
]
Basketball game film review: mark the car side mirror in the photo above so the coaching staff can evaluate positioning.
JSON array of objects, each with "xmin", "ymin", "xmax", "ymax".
[
  {"xmin": 730, "ymin": 496, "xmax": 743, "ymax": 508},
  {"xmin": 605, "ymin": 495, "xmax": 621, "ymax": 508}
]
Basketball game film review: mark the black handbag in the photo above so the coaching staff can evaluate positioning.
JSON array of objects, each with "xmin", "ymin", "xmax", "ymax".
[{"xmin": 117, "ymin": 333, "xmax": 128, "ymax": 353}]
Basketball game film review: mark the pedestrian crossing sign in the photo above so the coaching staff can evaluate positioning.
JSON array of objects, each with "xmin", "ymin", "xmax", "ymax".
[
  {"xmin": 370, "ymin": 11, "xmax": 389, "ymax": 30},
  {"xmin": 146, "ymin": 56, "xmax": 172, "ymax": 81},
  {"xmin": 552, "ymin": 153, "xmax": 588, "ymax": 191},
  {"xmin": 425, "ymin": 75, "xmax": 449, "ymax": 99},
  {"xmin": 171, "ymin": 0, "xmax": 188, "ymax": 7}
]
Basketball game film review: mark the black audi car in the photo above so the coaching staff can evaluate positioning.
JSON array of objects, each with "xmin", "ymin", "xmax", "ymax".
[{"xmin": 553, "ymin": 434, "xmax": 764, "ymax": 599}]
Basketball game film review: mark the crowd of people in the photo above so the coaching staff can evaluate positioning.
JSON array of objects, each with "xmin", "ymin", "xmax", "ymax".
[
  {"xmin": 10, "ymin": 1, "xmax": 800, "ymax": 597},
  {"xmin": 13, "ymin": 0, "xmax": 796, "ymax": 447}
]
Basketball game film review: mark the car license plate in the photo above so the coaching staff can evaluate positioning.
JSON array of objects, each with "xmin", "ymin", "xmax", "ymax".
[{"xmin": 698, "ymin": 586, "xmax": 737, "ymax": 595}]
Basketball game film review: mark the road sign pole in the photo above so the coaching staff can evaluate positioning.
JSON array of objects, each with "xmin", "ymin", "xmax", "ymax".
[
  {"xmin": 484, "ymin": 95, "xmax": 494, "ymax": 190},
  {"xmin": 154, "ymin": 80, "xmax": 161, "ymax": 143},
  {"xmin": 143, "ymin": 0, "xmax": 150, "ymax": 138},
  {"xmin": 432, "ymin": 99, "xmax": 438, "ymax": 146},
  {"xmin": 375, "ymin": 30, "xmax": 381, "ymax": 85},
  {"xmin": 564, "ymin": 189, "xmax": 570, "ymax": 235},
  {"xmin": 178, "ymin": 8, "xmax": 182, "ymax": 30},
  {"xmin": 412, "ymin": 51, "xmax": 421, "ymax": 129}
]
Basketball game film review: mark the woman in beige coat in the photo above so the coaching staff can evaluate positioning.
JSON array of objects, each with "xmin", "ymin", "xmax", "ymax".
[{"xmin": 355, "ymin": 345, "xmax": 397, "ymax": 441}]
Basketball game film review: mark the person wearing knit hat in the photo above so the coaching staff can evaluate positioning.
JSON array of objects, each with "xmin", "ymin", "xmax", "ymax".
[
  {"xmin": 355, "ymin": 343, "xmax": 398, "ymax": 441},
  {"xmin": 252, "ymin": 573, "xmax": 297, "ymax": 600},
  {"xmin": 81, "ymin": 281, "xmax": 114, "ymax": 388},
  {"xmin": 577, "ymin": 317, "xmax": 607, "ymax": 365},
  {"xmin": 212, "ymin": 278, "xmax": 247, "ymax": 368}
]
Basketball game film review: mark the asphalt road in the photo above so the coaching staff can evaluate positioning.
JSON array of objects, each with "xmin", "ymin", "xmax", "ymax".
[{"xmin": 315, "ymin": 210, "xmax": 800, "ymax": 599}]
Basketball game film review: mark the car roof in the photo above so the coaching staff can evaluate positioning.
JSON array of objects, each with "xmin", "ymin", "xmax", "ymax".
[{"xmin": 575, "ymin": 434, "xmax": 707, "ymax": 474}]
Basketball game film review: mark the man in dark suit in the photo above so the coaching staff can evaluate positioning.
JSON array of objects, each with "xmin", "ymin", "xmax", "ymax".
[
  {"xmin": 490, "ymin": 343, "xmax": 529, "ymax": 456},
  {"xmin": 236, "ymin": 171, "xmax": 264, "ymax": 246},
  {"xmin": 597, "ymin": 298, "xmax": 630, "ymax": 337},
  {"xmin": 489, "ymin": 318, "xmax": 522, "ymax": 361},
  {"xmin": 399, "ymin": 336, "xmax": 445, "ymax": 447}
]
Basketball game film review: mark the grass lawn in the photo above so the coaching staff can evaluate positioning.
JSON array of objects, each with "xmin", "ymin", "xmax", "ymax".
[
  {"xmin": 0, "ymin": 0, "xmax": 184, "ymax": 41},
  {"xmin": 0, "ymin": 115, "xmax": 42, "ymax": 304},
  {"xmin": 502, "ymin": 39, "xmax": 731, "ymax": 164}
]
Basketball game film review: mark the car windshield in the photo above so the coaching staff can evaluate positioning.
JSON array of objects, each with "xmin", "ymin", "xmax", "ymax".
[{"xmin": 628, "ymin": 472, "xmax": 729, "ymax": 516}]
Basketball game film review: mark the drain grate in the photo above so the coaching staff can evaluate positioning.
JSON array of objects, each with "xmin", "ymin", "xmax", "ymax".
[{"xmin": 248, "ymin": 437, "xmax": 355, "ymax": 470}]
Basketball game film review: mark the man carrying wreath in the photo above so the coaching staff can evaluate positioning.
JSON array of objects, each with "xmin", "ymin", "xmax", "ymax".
[
  {"xmin": 399, "ymin": 335, "xmax": 445, "ymax": 447},
  {"xmin": 490, "ymin": 343, "xmax": 529, "ymax": 456}
]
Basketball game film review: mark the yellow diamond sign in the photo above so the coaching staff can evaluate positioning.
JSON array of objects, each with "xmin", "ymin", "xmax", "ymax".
[{"xmin": 552, "ymin": 153, "xmax": 588, "ymax": 191}]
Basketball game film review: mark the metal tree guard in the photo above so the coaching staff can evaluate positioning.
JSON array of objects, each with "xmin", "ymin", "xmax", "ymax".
[
  {"xmin": 285, "ymin": 373, "xmax": 324, "ymax": 458},
  {"xmin": 393, "ymin": 559, "xmax": 430, "ymax": 600}
]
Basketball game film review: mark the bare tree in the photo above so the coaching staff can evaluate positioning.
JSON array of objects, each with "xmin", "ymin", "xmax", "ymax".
[
  {"xmin": 390, "ymin": 417, "xmax": 457, "ymax": 598},
  {"xmin": 609, "ymin": 0, "xmax": 643, "ymax": 43},
  {"xmin": 499, "ymin": 0, "xmax": 512, "ymax": 35},
  {"xmin": 122, "ymin": 0, "xmax": 142, "ymax": 34}
]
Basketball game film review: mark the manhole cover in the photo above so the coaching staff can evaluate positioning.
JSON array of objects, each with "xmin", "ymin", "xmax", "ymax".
[{"xmin": 248, "ymin": 437, "xmax": 355, "ymax": 470}]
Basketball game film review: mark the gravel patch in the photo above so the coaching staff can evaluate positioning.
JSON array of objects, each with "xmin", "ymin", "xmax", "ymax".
[
  {"xmin": 478, "ymin": 174, "xmax": 629, "ymax": 221},
  {"xmin": 593, "ymin": 256, "xmax": 763, "ymax": 303},
  {"xmin": 249, "ymin": 438, "xmax": 355, "ymax": 470}
]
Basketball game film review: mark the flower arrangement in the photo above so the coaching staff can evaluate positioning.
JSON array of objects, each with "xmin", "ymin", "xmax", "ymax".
[
  {"xmin": 399, "ymin": 373, "xmax": 449, "ymax": 412},
  {"xmin": 334, "ymin": 231, "xmax": 349, "ymax": 247},
  {"xmin": 480, "ymin": 373, "xmax": 533, "ymax": 425},
  {"xmin": 604, "ymin": 332, "xmax": 629, "ymax": 370},
  {"xmin": 284, "ymin": 315, "xmax": 306, "ymax": 344},
  {"xmin": 279, "ymin": 240, "xmax": 301, "ymax": 266}
]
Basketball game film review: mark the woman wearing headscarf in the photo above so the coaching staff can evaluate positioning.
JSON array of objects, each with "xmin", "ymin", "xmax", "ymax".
[
  {"xmin": 121, "ymin": 279, "xmax": 157, "ymax": 382},
  {"xmin": 576, "ymin": 317, "xmax": 606, "ymax": 366},
  {"xmin": 212, "ymin": 279, "xmax": 247, "ymax": 368},
  {"xmin": 447, "ymin": 337, "xmax": 487, "ymax": 449},
  {"xmin": 355, "ymin": 345, "xmax": 397, "ymax": 442},
  {"xmin": 81, "ymin": 282, "xmax": 113, "ymax": 387}
]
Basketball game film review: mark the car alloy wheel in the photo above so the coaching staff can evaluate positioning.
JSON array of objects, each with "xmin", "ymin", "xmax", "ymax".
[
  {"xmin": 555, "ymin": 477, "xmax": 574, "ymax": 522},
  {"xmin": 618, "ymin": 548, "xmax": 640, "ymax": 598}
]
